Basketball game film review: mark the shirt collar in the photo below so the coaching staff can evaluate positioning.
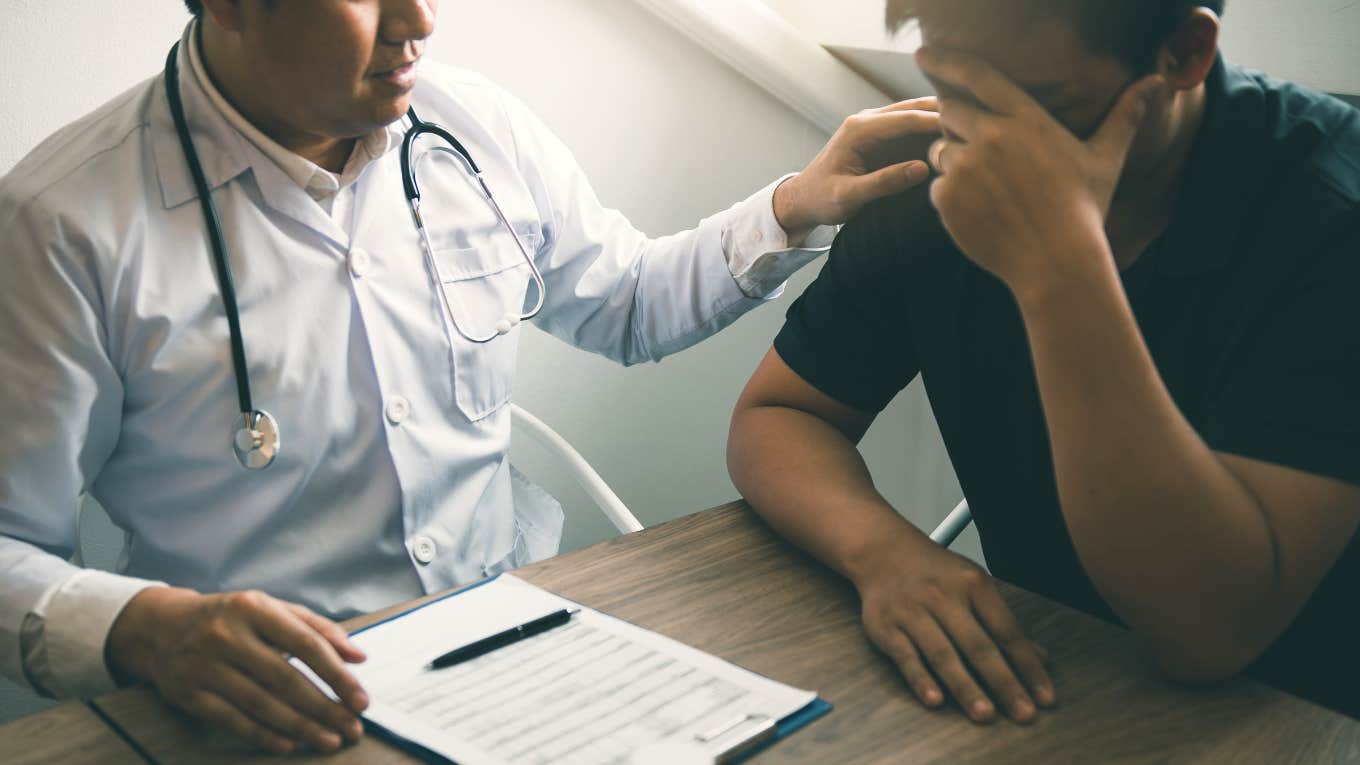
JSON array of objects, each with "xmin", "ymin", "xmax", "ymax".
[
  {"xmin": 184, "ymin": 20, "xmax": 402, "ymax": 202},
  {"xmin": 1154, "ymin": 55, "xmax": 1276, "ymax": 276}
]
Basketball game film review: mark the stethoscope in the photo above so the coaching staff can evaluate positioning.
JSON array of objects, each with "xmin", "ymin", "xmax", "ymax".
[{"xmin": 163, "ymin": 41, "xmax": 546, "ymax": 471}]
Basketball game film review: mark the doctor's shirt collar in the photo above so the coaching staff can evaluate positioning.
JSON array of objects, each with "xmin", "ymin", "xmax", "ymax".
[{"xmin": 152, "ymin": 21, "xmax": 402, "ymax": 211}]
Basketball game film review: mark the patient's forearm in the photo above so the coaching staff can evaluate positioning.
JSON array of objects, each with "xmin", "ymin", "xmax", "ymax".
[
  {"xmin": 1015, "ymin": 255, "xmax": 1281, "ymax": 675},
  {"xmin": 728, "ymin": 405, "xmax": 931, "ymax": 583}
]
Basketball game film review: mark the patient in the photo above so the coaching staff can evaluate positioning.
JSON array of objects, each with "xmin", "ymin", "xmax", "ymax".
[{"xmin": 728, "ymin": 0, "xmax": 1360, "ymax": 722}]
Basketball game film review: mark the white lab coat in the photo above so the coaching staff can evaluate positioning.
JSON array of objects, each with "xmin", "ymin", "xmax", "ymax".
[{"xmin": 0, "ymin": 35, "xmax": 831, "ymax": 697}]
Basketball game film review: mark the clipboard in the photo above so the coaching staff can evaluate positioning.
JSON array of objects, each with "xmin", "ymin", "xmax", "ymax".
[
  {"xmin": 325, "ymin": 575, "xmax": 832, "ymax": 765},
  {"xmin": 360, "ymin": 698, "xmax": 832, "ymax": 765}
]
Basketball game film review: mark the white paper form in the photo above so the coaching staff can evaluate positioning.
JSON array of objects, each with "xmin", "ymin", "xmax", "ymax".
[{"xmin": 342, "ymin": 574, "xmax": 817, "ymax": 765}]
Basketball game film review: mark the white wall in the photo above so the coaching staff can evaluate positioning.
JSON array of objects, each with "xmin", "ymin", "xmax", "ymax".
[
  {"xmin": 1219, "ymin": 0, "xmax": 1360, "ymax": 95},
  {"xmin": 759, "ymin": 0, "xmax": 1360, "ymax": 95},
  {"xmin": 0, "ymin": 0, "xmax": 967, "ymax": 722},
  {"xmin": 759, "ymin": 0, "xmax": 911, "ymax": 52}
]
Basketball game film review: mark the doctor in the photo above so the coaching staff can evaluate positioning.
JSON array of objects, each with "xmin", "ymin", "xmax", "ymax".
[{"xmin": 0, "ymin": 0, "xmax": 940, "ymax": 754}]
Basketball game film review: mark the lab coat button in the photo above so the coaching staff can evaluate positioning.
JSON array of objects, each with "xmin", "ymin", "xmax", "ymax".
[
  {"xmin": 349, "ymin": 248, "xmax": 373, "ymax": 278},
  {"xmin": 385, "ymin": 396, "xmax": 410, "ymax": 425},
  {"xmin": 411, "ymin": 536, "xmax": 437, "ymax": 564}
]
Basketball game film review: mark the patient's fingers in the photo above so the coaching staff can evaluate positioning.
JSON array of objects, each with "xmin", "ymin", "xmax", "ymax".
[
  {"xmin": 875, "ymin": 624, "xmax": 946, "ymax": 708},
  {"xmin": 903, "ymin": 609, "xmax": 997, "ymax": 722},
  {"xmin": 971, "ymin": 586, "xmax": 1056, "ymax": 707},
  {"xmin": 875, "ymin": 96, "xmax": 941, "ymax": 115}
]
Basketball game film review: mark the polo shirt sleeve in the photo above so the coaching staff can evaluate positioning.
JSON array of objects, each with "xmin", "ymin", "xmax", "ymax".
[
  {"xmin": 1203, "ymin": 216, "xmax": 1360, "ymax": 487},
  {"xmin": 774, "ymin": 188, "xmax": 940, "ymax": 413}
]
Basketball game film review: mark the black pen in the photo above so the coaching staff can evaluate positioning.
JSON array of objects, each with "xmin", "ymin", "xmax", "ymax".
[{"xmin": 426, "ymin": 608, "xmax": 579, "ymax": 670}]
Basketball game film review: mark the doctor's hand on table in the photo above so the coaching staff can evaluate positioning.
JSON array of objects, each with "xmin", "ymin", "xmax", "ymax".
[
  {"xmin": 106, "ymin": 587, "xmax": 368, "ymax": 755},
  {"xmin": 774, "ymin": 97, "xmax": 941, "ymax": 237}
]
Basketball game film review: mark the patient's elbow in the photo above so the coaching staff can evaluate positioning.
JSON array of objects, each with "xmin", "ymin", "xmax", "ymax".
[
  {"xmin": 1152, "ymin": 638, "xmax": 1259, "ymax": 688},
  {"xmin": 726, "ymin": 406, "xmax": 761, "ymax": 482}
]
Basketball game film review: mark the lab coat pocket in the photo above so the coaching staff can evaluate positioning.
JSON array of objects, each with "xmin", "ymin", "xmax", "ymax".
[
  {"xmin": 484, "ymin": 466, "xmax": 566, "ymax": 576},
  {"xmin": 509, "ymin": 465, "xmax": 565, "ymax": 566},
  {"xmin": 431, "ymin": 235, "xmax": 538, "ymax": 422}
]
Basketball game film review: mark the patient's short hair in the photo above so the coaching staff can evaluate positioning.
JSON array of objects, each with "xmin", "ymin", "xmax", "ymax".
[{"xmin": 885, "ymin": 0, "xmax": 1227, "ymax": 73}]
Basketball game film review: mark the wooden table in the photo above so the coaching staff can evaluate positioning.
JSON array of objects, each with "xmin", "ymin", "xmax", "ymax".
[
  {"xmin": 0, "ymin": 700, "xmax": 146, "ymax": 765},
  {"xmin": 63, "ymin": 503, "xmax": 1360, "ymax": 763}
]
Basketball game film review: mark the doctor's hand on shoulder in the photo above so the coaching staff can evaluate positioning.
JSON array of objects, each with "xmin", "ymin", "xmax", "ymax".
[
  {"xmin": 107, "ymin": 587, "xmax": 369, "ymax": 755},
  {"xmin": 774, "ymin": 97, "xmax": 941, "ymax": 237}
]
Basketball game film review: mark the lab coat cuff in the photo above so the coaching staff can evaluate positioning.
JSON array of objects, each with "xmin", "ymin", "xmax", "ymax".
[
  {"xmin": 23, "ymin": 570, "xmax": 166, "ymax": 699},
  {"xmin": 724, "ymin": 174, "xmax": 836, "ymax": 298}
]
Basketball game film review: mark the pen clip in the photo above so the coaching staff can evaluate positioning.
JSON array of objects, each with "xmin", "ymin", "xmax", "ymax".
[{"xmin": 695, "ymin": 713, "xmax": 776, "ymax": 764}]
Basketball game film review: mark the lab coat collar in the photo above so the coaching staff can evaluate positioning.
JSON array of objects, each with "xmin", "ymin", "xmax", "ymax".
[
  {"xmin": 150, "ymin": 24, "xmax": 252, "ymax": 211},
  {"xmin": 245, "ymin": 149, "xmax": 352, "ymax": 249},
  {"xmin": 149, "ymin": 23, "xmax": 352, "ymax": 249}
]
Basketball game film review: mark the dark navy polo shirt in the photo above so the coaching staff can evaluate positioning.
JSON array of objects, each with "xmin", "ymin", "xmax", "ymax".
[{"xmin": 773, "ymin": 59, "xmax": 1360, "ymax": 717}]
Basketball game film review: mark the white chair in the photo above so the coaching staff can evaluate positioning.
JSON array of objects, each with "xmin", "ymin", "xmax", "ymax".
[
  {"xmin": 510, "ymin": 404, "xmax": 644, "ymax": 535},
  {"xmin": 930, "ymin": 499, "xmax": 974, "ymax": 548},
  {"xmin": 511, "ymin": 403, "xmax": 971, "ymax": 547}
]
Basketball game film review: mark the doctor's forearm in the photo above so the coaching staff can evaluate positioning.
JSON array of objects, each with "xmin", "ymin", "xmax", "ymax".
[
  {"xmin": 0, "ymin": 534, "xmax": 163, "ymax": 698},
  {"xmin": 538, "ymin": 203, "xmax": 780, "ymax": 366},
  {"xmin": 727, "ymin": 405, "xmax": 933, "ymax": 586},
  {"xmin": 1014, "ymin": 259, "xmax": 1280, "ymax": 675}
]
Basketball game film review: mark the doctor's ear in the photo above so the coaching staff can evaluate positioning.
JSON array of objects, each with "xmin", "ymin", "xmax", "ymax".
[{"xmin": 1155, "ymin": 6, "xmax": 1220, "ymax": 91}]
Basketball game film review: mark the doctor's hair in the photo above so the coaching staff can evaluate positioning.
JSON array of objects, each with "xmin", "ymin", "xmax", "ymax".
[
  {"xmin": 885, "ymin": 0, "xmax": 1227, "ymax": 73},
  {"xmin": 183, "ymin": 0, "xmax": 275, "ymax": 15}
]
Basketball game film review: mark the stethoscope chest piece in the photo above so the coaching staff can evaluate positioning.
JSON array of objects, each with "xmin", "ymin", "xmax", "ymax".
[{"xmin": 232, "ymin": 409, "xmax": 280, "ymax": 470}]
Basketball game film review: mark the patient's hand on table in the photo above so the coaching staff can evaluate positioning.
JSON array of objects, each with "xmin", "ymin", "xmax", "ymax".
[
  {"xmin": 106, "ymin": 587, "xmax": 369, "ymax": 754},
  {"xmin": 853, "ymin": 538, "xmax": 1056, "ymax": 724}
]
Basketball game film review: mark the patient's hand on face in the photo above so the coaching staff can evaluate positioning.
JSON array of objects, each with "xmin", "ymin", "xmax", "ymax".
[{"xmin": 914, "ymin": 47, "xmax": 1165, "ymax": 298}]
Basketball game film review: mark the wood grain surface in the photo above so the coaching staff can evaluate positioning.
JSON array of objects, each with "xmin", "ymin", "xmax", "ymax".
[
  {"xmin": 0, "ymin": 701, "xmax": 146, "ymax": 765},
  {"xmin": 82, "ymin": 502, "xmax": 1360, "ymax": 764}
]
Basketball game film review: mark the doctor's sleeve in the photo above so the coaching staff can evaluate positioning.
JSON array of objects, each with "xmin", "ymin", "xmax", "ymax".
[
  {"xmin": 491, "ymin": 88, "xmax": 833, "ymax": 365},
  {"xmin": 0, "ymin": 193, "xmax": 162, "ymax": 699}
]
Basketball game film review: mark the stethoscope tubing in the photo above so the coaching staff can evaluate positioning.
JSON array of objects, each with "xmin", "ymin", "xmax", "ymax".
[
  {"xmin": 164, "ymin": 42, "xmax": 255, "ymax": 421},
  {"xmin": 162, "ymin": 38, "xmax": 548, "ymax": 468},
  {"xmin": 402, "ymin": 114, "xmax": 547, "ymax": 344}
]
